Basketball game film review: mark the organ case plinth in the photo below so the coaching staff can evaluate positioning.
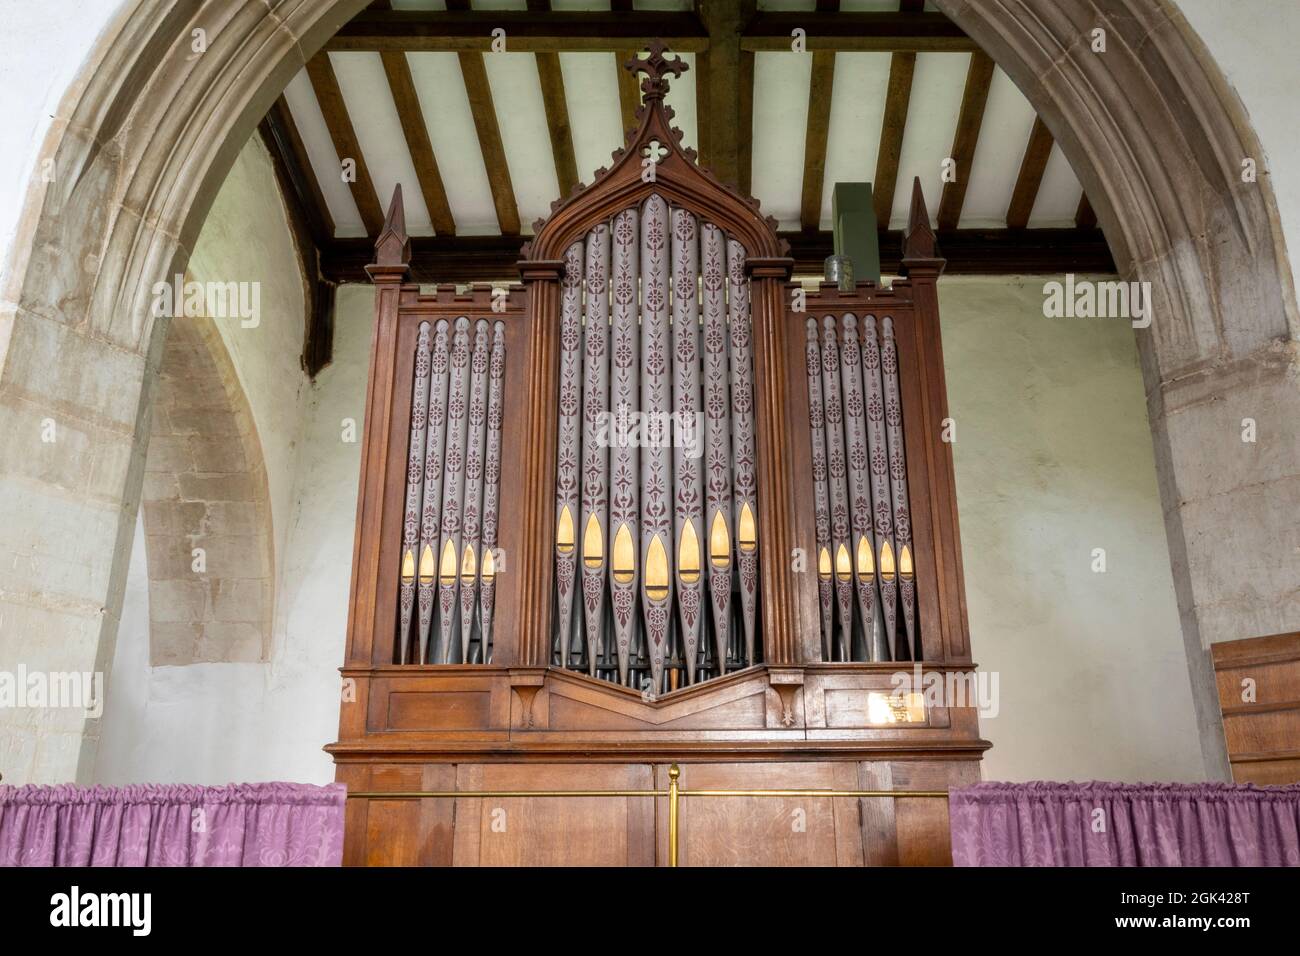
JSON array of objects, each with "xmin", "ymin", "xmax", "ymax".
[{"xmin": 330, "ymin": 43, "xmax": 988, "ymax": 866}]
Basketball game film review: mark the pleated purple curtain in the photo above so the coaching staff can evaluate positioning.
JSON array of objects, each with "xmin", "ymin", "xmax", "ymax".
[
  {"xmin": 950, "ymin": 781, "xmax": 1300, "ymax": 866},
  {"xmin": 0, "ymin": 782, "xmax": 345, "ymax": 867}
]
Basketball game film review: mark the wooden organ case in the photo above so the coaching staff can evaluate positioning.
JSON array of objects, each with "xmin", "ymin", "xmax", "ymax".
[{"xmin": 330, "ymin": 43, "xmax": 989, "ymax": 866}]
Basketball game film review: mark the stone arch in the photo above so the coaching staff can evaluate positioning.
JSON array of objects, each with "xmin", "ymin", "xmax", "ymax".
[
  {"xmin": 0, "ymin": 0, "xmax": 1294, "ymax": 780},
  {"xmin": 142, "ymin": 311, "xmax": 273, "ymax": 665}
]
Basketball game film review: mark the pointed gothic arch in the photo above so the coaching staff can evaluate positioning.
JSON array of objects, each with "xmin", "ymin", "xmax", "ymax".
[{"xmin": 0, "ymin": 0, "xmax": 1292, "ymax": 784}]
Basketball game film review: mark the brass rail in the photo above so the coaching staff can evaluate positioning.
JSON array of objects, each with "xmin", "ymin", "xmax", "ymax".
[{"xmin": 346, "ymin": 763, "xmax": 949, "ymax": 866}]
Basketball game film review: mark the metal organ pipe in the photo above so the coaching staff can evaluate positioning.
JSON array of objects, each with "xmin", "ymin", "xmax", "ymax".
[
  {"xmin": 417, "ymin": 320, "xmax": 450, "ymax": 664},
  {"xmin": 608, "ymin": 207, "xmax": 641, "ymax": 686},
  {"xmin": 580, "ymin": 224, "xmax": 611, "ymax": 677},
  {"xmin": 554, "ymin": 241, "xmax": 584, "ymax": 668},
  {"xmin": 727, "ymin": 239, "xmax": 758, "ymax": 668},
  {"xmin": 671, "ymin": 207, "xmax": 703, "ymax": 685},
  {"xmin": 459, "ymin": 319, "xmax": 491, "ymax": 664},
  {"xmin": 701, "ymin": 223, "xmax": 734, "ymax": 677}
]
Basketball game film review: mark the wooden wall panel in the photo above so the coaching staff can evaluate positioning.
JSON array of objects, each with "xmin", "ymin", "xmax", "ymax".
[
  {"xmin": 1212, "ymin": 631, "xmax": 1300, "ymax": 784},
  {"xmin": 452, "ymin": 764, "xmax": 655, "ymax": 866}
]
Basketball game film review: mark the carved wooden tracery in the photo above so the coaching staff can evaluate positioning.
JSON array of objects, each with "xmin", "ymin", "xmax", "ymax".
[{"xmin": 332, "ymin": 42, "xmax": 985, "ymax": 867}]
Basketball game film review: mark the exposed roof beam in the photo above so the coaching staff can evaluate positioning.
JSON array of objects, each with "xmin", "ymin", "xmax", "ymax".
[
  {"xmin": 306, "ymin": 53, "xmax": 385, "ymax": 235},
  {"xmin": 873, "ymin": 50, "xmax": 915, "ymax": 229},
  {"xmin": 800, "ymin": 50, "xmax": 836, "ymax": 231},
  {"xmin": 321, "ymin": 229, "xmax": 1115, "ymax": 284},
  {"xmin": 1006, "ymin": 116, "xmax": 1054, "ymax": 229},
  {"xmin": 1076, "ymin": 192, "xmax": 1098, "ymax": 229},
  {"xmin": 741, "ymin": 11, "xmax": 975, "ymax": 52},
  {"xmin": 697, "ymin": 0, "xmax": 755, "ymax": 190},
  {"xmin": 527, "ymin": 1, "xmax": 580, "ymax": 197},
  {"xmin": 380, "ymin": 51, "xmax": 456, "ymax": 236},
  {"xmin": 258, "ymin": 101, "xmax": 335, "ymax": 377},
  {"xmin": 936, "ymin": 50, "xmax": 995, "ymax": 231},
  {"xmin": 258, "ymin": 96, "xmax": 334, "ymax": 245},
  {"xmin": 326, "ymin": 9, "xmax": 709, "ymax": 53}
]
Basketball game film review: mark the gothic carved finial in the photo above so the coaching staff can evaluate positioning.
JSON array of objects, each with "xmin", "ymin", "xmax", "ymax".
[
  {"xmin": 374, "ymin": 184, "xmax": 410, "ymax": 266},
  {"xmin": 902, "ymin": 176, "xmax": 938, "ymax": 261},
  {"xmin": 625, "ymin": 39, "xmax": 688, "ymax": 100}
]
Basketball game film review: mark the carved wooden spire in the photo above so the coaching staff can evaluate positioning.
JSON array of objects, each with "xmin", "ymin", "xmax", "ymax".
[
  {"xmin": 624, "ymin": 39, "xmax": 688, "ymax": 101},
  {"xmin": 375, "ymin": 184, "xmax": 411, "ymax": 266},
  {"xmin": 902, "ymin": 176, "xmax": 938, "ymax": 262}
]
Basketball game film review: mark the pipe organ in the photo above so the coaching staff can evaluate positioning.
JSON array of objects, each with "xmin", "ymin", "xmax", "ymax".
[{"xmin": 332, "ymin": 43, "xmax": 988, "ymax": 866}]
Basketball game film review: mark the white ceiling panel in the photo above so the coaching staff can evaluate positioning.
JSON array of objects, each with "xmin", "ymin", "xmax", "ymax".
[
  {"xmin": 329, "ymin": 52, "xmax": 435, "ymax": 236},
  {"xmin": 484, "ymin": 52, "xmax": 561, "ymax": 232},
  {"xmin": 1030, "ymin": 142, "xmax": 1086, "ymax": 227},
  {"xmin": 282, "ymin": 69, "xmax": 366, "ymax": 238},
  {"xmin": 820, "ymin": 52, "xmax": 891, "ymax": 229},
  {"xmin": 559, "ymin": 52, "xmax": 626, "ymax": 185},
  {"xmin": 405, "ymin": 52, "xmax": 500, "ymax": 235},
  {"xmin": 889, "ymin": 51, "xmax": 968, "ymax": 229},
  {"xmin": 751, "ymin": 51, "xmax": 813, "ymax": 230},
  {"xmin": 960, "ymin": 66, "xmax": 1035, "ymax": 228}
]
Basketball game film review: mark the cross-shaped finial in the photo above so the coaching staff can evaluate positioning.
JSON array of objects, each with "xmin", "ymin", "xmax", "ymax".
[{"xmin": 625, "ymin": 40, "xmax": 688, "ymax": 100}]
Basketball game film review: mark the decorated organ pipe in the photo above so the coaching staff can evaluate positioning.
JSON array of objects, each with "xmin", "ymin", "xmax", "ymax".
[
  {"xmin": 608, "ymin": 207, "xmax": 641, "ymax": 685},
  {"xmin": 459, "ymin": 320, "xmax": 491, "ymax": 664},
  {"xmin": 554, "ymin": 242, "xmax": 585, "ymax": 668},
  {"xmin": 821, "ymin": 317, "xmax": 854, "ymax": 661},
  {"xmin": 639, "ymin": 195, "xmax": 674, "ymax": 693},
  {"xmin": 580, "ymin": 225, "xmax": 611, "ymax": 677},
  {"xmin": 862, "ymin": 317, "xmax": 899, "ymax": 660},
  {"xmin": 701, "ymin": 223, "xmax": 734, "ymax": 677},
  {"xmin": 435, "ymin": 317, "xmax": 471, "ymax": 664},
  {"xmin": 479, "ymin": 321, "xmax": 505, "ymax": 664},
  {"xmin": 881, "ymin": 316, "xmax": 917, "ymax": 658},
  {"xmin": 838, "ymin": 315, "xmax": 882, "ymax": 661},
  {"xmin": 804, "ymin": 319, "xmax": 835, "ymax": 663},
  {"xmin": 417, "ymin": 321, "xmax": 451, "ymax": 663},
  {"xmin": 671, "ymin": 207, "xmax": 704, "ymax": 686},
  {"xmin": 727, "ymin": 239, "xmax": 759, "ymax": 668},
  {"xmin": 398, "ymin": 322, "xmax": 433, "ymax": 664}
]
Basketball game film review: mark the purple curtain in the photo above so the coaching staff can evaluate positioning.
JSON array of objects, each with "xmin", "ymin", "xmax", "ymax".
[
  {"xmin": 0, "ymin": 782, "xmax": 345, "ymax": 867},
  {"xmin": 951, "ymin": 781, "xmax": 1300, "ymax": 866}
]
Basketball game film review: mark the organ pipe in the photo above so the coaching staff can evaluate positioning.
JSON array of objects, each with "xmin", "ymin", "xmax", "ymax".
[
  {"xmin": 727, "ymin": 239, "xmax": 758, "ymax": 668},
  {"xmin": 838, "ymin": 314, "xmax": 880, "ymax": 661},
  {"xmin": 479, "ymin": 321, "xmax": 506, "ymax": 663},
  {"xmin": 671, "ymin": 207, "xmax": 703, "ymax": 685},
  {"xmin": 701, "ymin": 223, "xmax": 733, "ymax": 675},
  {"xmin": 436, "ymin": 317, "xmax": 471, "ymax": 664},
  {"xmin": 417, "ymin": 320, "xmax": 450, "ymax": 663},
  {"xmin": 459, "ymin": 319, "xmax": 491, "ymax": 664},
  {"xmin": 580, "ymin": 224, "xmax": 611, "ymax": 677},
  {"xmin": 804, "ymin": 319, "xmax": 835, "ymax": 662},
  {"xmin": 555, "ymin": 241, "xmax": 584, "ymax": 668},
  {"xmin": 398, "ymin": 322, "xmax": 432, "ymax": 664},
  {"xmin": 608, "ymin": 207, "xmax": 640, "ymax": 685},
  {"xmin": 862, "ymin": 316, "xmax": 899, "ymax": 661},
  {"xmin": 640, "ymin": 195, "xmax": 674, "ymax": 693},
  {"xmin": 821, "ymin": 318, "xmax": 854, "ymax": 661}
]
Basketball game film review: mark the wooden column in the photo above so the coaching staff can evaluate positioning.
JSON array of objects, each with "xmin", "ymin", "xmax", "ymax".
[
  {"xmin": 748, "ymin": 257, "xmax": 800, "ymax": 664},
  {"xmin": 346, "ymin": 187, "xmax": 410, "ymax": 669},
  {"xmin": 514, "ymin": 259, "xmax": 566, "ymax": 666},
  {"xmin": 899, "ymin": 178, "xmax": 968, "ymax": 664}
]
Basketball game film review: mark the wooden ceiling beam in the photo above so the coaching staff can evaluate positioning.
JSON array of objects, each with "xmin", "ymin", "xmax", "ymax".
[
  {"xmin": 800, "ymin": 50, "xmax": 836, "ymax": 232},
  {"xmin": 380, "ymin": 51, "xmax": 457, "ymax": 236},
  {"xmin": 321, "ymin": 229, "xmax": 1115, "ymax": 284},
  {"xmin": 258, "ymin": 95, "xmax": 334, "ymax": 245},
  {"xmin": 936, "ymin": 50, "xmax": 994, "ymax": 232},
  {"xmin": 742, "ymin": 11, "xmax": 975, "ymax": 52},
  {"xmin": 443, "ymin": 0, "xmax": 521, "ymax": 236},
  {"xmin": 326, "ymin": 9, "xmax": 709, "ymax": 53},
  {"xmin": 873, "ymin": 50, "xmax": 915, "ymax": 229},
  {"xmin": 306, "ymin": 52, "xmax": 385, "ymax": 236},
  {"xmin": 1005, "ymin": 116, "xmax": 1054, "ymax": 229},
  {"xmin": 528, "ymin": 1, "xmax": 579, "ymax": 197},
  {"xmin": 697, "ymin": 0, "xmax": 755, "ymax": 191}
]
